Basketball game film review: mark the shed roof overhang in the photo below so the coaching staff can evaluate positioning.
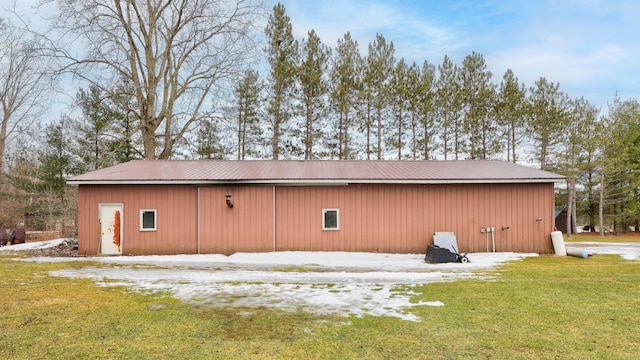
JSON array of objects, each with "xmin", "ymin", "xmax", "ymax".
[
  {"xmin": 66, "ymin": 159, "xmax": 566, "ymax": 186},
  {"xmin": 67, "ymin": 178, "xmax": 563, "ymax": 186}
]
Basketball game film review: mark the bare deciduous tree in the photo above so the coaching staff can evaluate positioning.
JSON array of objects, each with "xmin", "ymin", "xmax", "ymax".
[
  {"xmin": 0, "ymin": 18, "xmax": 51, "ymax": 180},
  {"xmin": 51, "ymin": 0, "xmax": 262, "ymax": 159}
]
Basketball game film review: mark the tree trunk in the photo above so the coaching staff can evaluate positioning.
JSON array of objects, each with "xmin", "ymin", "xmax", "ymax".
[
  {"xmin": 141, "ymin": 123, "xmax": 157, "ymax": 159},
  {"xmin": 366, "ymin": 101, "xmax": 371, "ymax": 160},
  {"xmin": 599, "ymin": 173, "xmax": 605, "ymax": 237},
  {"xmin": 567, "ymin": 178, "xmax": 574, "ymax": 237}
]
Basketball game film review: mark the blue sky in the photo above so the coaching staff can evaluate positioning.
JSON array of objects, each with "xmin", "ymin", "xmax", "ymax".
[
  {"xmin": 267, "ymin": 0, "xmax": 640, "ymax": 113},
  {"xmin": 5, "ymin": 0, "xmax": 638, "ymax": 117}
]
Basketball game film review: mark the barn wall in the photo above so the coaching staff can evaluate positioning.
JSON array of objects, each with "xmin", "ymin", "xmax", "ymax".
[
  {"xmin": 77, "ymin": 182, "xmax": 555, "ymax": 255},
  {"xmin": 77, "ymin": 185, "xmax": 198, "ymax": 255},
  {"xmin": 274, "ymin": 183, "xmax": 555, "ymax": 254},
  {"xmin": 199, "ymin": 186, "xmax": 274, "ymax": 254}
]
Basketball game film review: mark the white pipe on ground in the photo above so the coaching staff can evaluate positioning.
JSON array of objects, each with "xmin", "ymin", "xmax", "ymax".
[{"xmin": 566, "ymin": 247, "xmax": 593, "ymax": 258}]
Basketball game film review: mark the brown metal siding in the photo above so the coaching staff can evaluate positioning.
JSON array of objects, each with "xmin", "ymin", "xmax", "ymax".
[
  {"xmin": 199, "ymin": 186, "xmax": 273, "ymax": 254},
  {"xmin": 77, "ymin": 181, "xmax": 554, "ymax": 255},
  {"xmin": 274, "ymin": 183, "xmax": 554, "ymax": 254},
  {"xmin": 77, "ymin": 185, "xmax": 198, "ymax": 255}
]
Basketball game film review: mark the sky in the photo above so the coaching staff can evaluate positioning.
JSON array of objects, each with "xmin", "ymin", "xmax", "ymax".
[
  {"xmin": 4, "ymin": 239, "xmax": 639, "ymax": 321},
  {"xmin": 267, "ymin": 0, "xmax": 640, "ymax": 113},
  {"xmin": 3, "ymin": 0, "xmax": 638, "ymax": 118}
]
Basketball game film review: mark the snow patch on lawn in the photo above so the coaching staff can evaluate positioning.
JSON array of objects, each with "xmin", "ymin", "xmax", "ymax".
[
  {"xmin": 38, "ymin": 249, "xmax": 534, "ymax": 321},
  {"xmin": 6, "ymin": 239, "xmax": 640, "ymax": 321},
  {"xmin": 0, "ymin": 238, "xmax": 71, "ymax": 251}
]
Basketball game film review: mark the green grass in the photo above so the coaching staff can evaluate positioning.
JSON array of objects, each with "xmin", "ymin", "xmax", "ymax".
[
  {"xmin": 566, "ymin": 232, "xmax": 640, "ymax": 243},
  {"xmin": 1, "ymin": 254, "xmax": 639, "ymax": 359}
]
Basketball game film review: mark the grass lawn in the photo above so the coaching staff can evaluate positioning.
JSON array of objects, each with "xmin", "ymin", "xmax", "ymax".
[
  {"xmin": 1, "ymin": 253, "xmax": 639, "ymax": 359},
  {"xmin": 566, "ymin": 231, "xmax": 640, "ymax": 243}
]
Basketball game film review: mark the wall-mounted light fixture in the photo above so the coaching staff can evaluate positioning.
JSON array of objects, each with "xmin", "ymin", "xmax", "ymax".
[
  {"xmin": 501, "ymin": 226, "xmax": 510, "ymax": 230},
  {"xmin": 225, "ymin": 194, "xmax": 234, "ymax": 209},
  {"xmin": 536, "ymin": 217, "xmax": 542, "ymax": 222}
]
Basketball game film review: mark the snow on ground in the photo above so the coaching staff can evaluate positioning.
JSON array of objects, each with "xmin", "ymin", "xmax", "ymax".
[
  {"xmin": 3, "ymin": 240, "xmax": 639, "ymax": 321},
  {"xmin": 0, "ymin": 238, "xmax": 71, "ymax": 251},
  {"xmin": 568, "ymin": 241, "xmax": 640, "ymax": 261}
]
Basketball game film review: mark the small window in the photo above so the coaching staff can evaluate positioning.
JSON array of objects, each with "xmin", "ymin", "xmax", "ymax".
[
  {"xmin": 140, "ymin": 210, "xmax": 156, "ymax": 231},
  {"xmin": 322, "ymin": 209, "xmax": 339, "ymax": 230}
]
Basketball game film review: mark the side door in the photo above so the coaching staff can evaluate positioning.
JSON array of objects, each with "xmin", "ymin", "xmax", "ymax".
[{"xmin": 99, "ymin": 203, "xmax": 123, "ymax": 255}]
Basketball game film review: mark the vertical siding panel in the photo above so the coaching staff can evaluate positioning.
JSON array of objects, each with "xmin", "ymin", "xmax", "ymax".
[
  {"xmin": 304, "ymin": 188, "xmax": 311, "ymax": 250},
  {"xmin": 464, "ymin": 185, "xmax": 473, "ymax": 252},
  {"xmin": 514, "ymin": 184, "xmax": 521, "ymax": 252},
  {"xmin": 446, "ymin": 185, "xmax": 454, "ymax": 232},
  {"xmin": 382, "ymin": 185, "xmax": 389, "ymax": 252},
  {"xmin": 359, "ymin": 186, "xmax": 365, "ymax": 251},
  {"xmin": 374, "ymin": 186, "xmax": 380, "ymax": 252},
  {"xmin": 502, "ymin": 185, "xmax": 510, "ymax": 252},
  {"xmin": 525, "ymin": 184, "xmax": 534, "ymax": 253},
  {"xmin": 400, "ymin": 186, "xmax": 408, "ymax": 252},
  {"xmin": 501, "ymin": 185, "xmax": 510, "ymax": 252},
  {"xmin": 349, "ymin": 186, "xmax": 355, "ymax": 250},
  {"xmin": 369, "ymin": 186, "xmax": 376, "ymax": 252},
  {"xmin": 515, "ymin": 184, "xmax": 524, "ymax": 252},
  {"xmin": 421, "ymin": 185, "xmax": 429, "ymax": 252},
  {"xmin": 463, "ymin": 185, "xmax": 472, "ymax": 253},
  {"xmin": 414, "ymin": 185, "xmax": 422, "ymax": 252},
  {"xmin": 513, "ymin": 184, "xmax": 521, "ymax": 252},
  {"xmin": 456, "ymin": 186, "xmax": 462, "ymax": 249},
  {"xmin": 383, "ymin": 186, "xmax": 391, "ymax": 252},
  {"xmin": 409, "ymin": 186, "xmax": 417, "ymax": 252},
  {"xmin": 337, "ymin": 187, "xmax": 344, "ymax": 251},
  {"xmin": 277, "ymin": 187, "xmax": 283, "ymax": 250},
  {"xmin": 344, "ymin": 187, "xmax": 351, "ymax": 251},
  {"xmin": 521, "ymin": 184, "xmax": 529, "ymax": 252},
  {"xmin": 497, "ymin": 185, "xmax": 504, "ymax": 252},
  {"xmin": 472, "ymin": 185, "xmax": 482, "ymax": 252},
  {"xmin": 480, "ymin": 184, "xmax": 488, "ymax": 252},
  {"xmin": 458, "ymin": 185, "xmax": 466, "ymax": 251},
  {"xmin": 354, "ymin": 186, "xmax": 362, "ymax": 250},
  {"xmin": 365, "ymin": 186, "xmax": 373, "ymax": 251}
]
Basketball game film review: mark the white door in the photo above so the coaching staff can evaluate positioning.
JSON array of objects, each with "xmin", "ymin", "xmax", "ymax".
[{"xmin": 99, "ymin": 204, "xmax": 123, "ymax": 255}]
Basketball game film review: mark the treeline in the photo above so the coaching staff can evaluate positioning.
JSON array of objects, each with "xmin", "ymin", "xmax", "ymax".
[{"xmin": 1, "ymin": 2, "xmax": 640, "ymax": 234}]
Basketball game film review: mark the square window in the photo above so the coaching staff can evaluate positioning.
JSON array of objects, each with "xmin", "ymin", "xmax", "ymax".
[
  {"xmin": 140, "ymin": 210, "xmax": 156, "ymax": 231},
  {"xmin": 322, "ymin": 209, "xmax": 339, "ymax": 230}
]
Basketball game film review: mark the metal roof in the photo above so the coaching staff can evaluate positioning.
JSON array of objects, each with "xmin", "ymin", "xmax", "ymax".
[{"xmin": 66, "ymin": 160, "xmax": 565, "ymax": 185}]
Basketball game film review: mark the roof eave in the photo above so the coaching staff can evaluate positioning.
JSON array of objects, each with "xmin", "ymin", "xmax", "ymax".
[{"xmin": 66, "ymin": 178, "xmax": 564, "ymax": 186}]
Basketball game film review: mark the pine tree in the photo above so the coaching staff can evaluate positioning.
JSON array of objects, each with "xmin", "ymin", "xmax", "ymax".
[
  {"xmin": 389, "ymin": 58, "xmax": 409, "ymax": 159},
  {"xmin": 195, "ymin": 117, "xmax": 227, "ymax": 159},
  {"xmin": 74, "ymin": 85, "xmax": 119, "ymax": 170},
  {"xmin": 459, "ymin": 52, "xmax": 496, "ymax": 159},
  {"xmin": 363, "ymin": 33, "xmax": 394, "ymax": 160},
  {"xmin": 418, "ymin": 60, "xmax": 437, "ymax": 159},
  {"xmin": 234, "ymin": 69, "xmax": 262, "ymax": 160},
  {"xmin": 496, "ymin": 69, "xmax": 526, "ymax": 163},
  {"xmin": 527, "ymin": 77, "xmax": 570, "ymax": 170},
  {"xmin": 559, "ymin": 97, "xmax": 600, "ymax": 235},
  {"xmin": 405, "ymin": 62, "xmax": 422, "ymax": 160},
  {"xmin": 265, "ymin": 3, "xmax": 298, "ymax": 160},
  {"xmin": 435, "ymin": 55, "xmax": 461, "ymax": 160},
  {"xmin": 298, "ymin": 30, "xmax": 330, "ymax": 160},
  {"xmin": 9, "ymin": 117, "xmax": 82, "ymax": 231},
  {"xmin": 330, "ymin": 32, "xmax": 361, "ymax": 160},
  {"xmin": 600, "ymin": 97, "xmax": 640, "ymax": 233}
]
